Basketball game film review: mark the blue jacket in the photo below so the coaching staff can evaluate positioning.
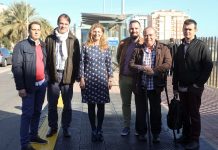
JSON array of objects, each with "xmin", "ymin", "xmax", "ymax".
[{"xmin": 12, "ymin": 37, "xmax": 47, "ymax": 93}]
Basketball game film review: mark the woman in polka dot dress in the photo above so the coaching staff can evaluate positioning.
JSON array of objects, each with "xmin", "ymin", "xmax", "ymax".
[{"xmin": 79, "ymin": 23, "xmax": 113, "ymax": 142}]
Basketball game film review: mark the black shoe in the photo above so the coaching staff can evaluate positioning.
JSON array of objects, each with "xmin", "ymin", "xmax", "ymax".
[
  {"xmin": 91, "ymin": 130, "xmax": 98, "ymax": 142},
  {"xmin": 185, "ymin": 141, "xmax": 199, "ymax": 150},
  {"xmin": 63, "ymin": 129, "xmax": 71, "ymax": 138},
  {"xmin": 134, "ymin": 131, "xmax": 139, "ymax": 136},
  {"xmin": 152, "ymin": 134, "xmax": 160, "ymax": 143},
  {"xmin": 21, "ymin": 144, "xmax": 36, "ymax": 150},
  {"xmin": 46, "ymin": 128, "xmax": 57, "ymax": 137},
  {"xmin": 120, "ymin": 127, "xmax": 130, "ymax": 136},
  {"xmin": 97, "ymin": 130, "xmax": 104, "ymax": 142},
  {"xmin": 138, "ymin": 135, "xmax": 147, "ymax": 141},
  {"xmin": 177, "ymin": 135, "xmax": 190, "ymax": 144},
  {"xmin": 30, "ymin": 135, "xmax": 48, "ymax": 144}
]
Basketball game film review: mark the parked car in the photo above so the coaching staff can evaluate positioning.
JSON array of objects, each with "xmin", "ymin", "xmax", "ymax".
[{"xmin": 0, "ymin": 48, "xmax": 12, "ymax": 67}]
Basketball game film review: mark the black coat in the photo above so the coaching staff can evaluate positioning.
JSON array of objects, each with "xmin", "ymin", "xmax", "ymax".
[
  {"xmin": 173, "ymin": 37, "xmax": 213, "ymax": 89},
  {"xmin": 45, "ymin": 30, "xmax": 80, "ymax": 84}
]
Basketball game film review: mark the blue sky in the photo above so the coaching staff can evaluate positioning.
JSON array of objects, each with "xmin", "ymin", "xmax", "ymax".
[{"xmin": 1, "ymin": 0, "xmax": 218, "ymax": 37}]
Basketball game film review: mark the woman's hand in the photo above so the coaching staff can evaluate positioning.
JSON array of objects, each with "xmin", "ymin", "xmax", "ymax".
[
  {"xmin": 80, "ymin": 78, "xmax": 85, "ymax": 89},
  {"xmin": 108, "ymin": 79, "xmax": 113, "ymax": 90}
]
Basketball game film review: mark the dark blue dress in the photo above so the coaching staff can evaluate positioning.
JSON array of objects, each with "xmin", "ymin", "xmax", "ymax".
[{"xmin": 79, "ymin": 45, "xmax": 113, "ymax": 104}]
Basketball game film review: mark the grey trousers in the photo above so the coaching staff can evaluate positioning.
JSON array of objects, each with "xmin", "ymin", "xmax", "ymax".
[
  {"xmin": 119, "ymin": 75, "xmax": 135, "ymax": 128},
  {"xmin": 47, "ymin": 72, "xmax": 73, "ymax": 129}
]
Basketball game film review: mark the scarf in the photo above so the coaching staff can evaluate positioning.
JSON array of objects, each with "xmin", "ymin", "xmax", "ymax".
[
  {"xmin": 55, "ymin": 29, "xmax": 69, "ymax": 70},
  {"xmin": 55, "ymin": 29, "xmax": 68, "ymax": 59}
]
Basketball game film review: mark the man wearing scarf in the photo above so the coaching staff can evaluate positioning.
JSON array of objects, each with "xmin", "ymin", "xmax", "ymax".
[{"xmin": 45, "ymin": 13, "xmax": 80, "ymax": 138}]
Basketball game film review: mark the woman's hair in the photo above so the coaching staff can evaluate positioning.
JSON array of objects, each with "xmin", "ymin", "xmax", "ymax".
[{"xmin": 86, "ymin": 23, "xmax": 108, "ymax": 51}]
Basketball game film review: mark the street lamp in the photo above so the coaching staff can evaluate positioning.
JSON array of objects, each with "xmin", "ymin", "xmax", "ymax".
[{"xmin": 121, "ymin": 0, "xmax": 125, "ymax": 15}]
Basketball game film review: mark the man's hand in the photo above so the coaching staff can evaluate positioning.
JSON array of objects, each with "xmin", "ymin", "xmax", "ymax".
[
  {"xmin": 18, "ymin": 89, "xmax": 27, "ymax": 98},
  {"xmin": 108, "ymin": 80, "xmax": 113, "ymax": 90},
  {"xmin": 142, "ymin": 66, "xmax": 154, "ymax": 75},
  {"xmin": 173, "ymin": 90, "xmax": 179, "ymax": 98}
]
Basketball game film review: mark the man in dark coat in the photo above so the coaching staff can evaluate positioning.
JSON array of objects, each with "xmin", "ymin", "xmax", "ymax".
[
  {"xmin": 12, "ymin": 21, "xmax": 48, "ymax": 150},
  {"xmin": 45, "ymin": 13, "xmax": 80, "ymax": 138},
  {"xmin": 129, "ymin": 27, "xmax": 172, "ymax": 142},
  {"xmin": 173, "ymin": 19, "xmax": 213, "ymax": 150}
]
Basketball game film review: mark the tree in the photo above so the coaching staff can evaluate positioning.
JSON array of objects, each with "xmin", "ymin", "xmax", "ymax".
[
  {"xmin": 0, "ymin": 1, "xmax": 36, "ymax": 43},
  {"xmin": 38, "ymin": 18, "xmax": 53, "ymax": 41},
  {"xmin": 0, "ymin": 1, "xmax": 53, "ymax": 45}
]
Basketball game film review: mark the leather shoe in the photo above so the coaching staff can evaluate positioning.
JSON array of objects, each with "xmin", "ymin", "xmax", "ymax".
[
  {"xmin": 91, "ymin": 130, "xmax": 98, "ymax": 142},
  {"xmin": 185, "ymin": 141, "xmax": 199, "ymax": 149},
  {"xmin": 46, "ymin": 128, "xmax": 57, "ymax": 137},
  {"xmin": 152, "ymin": 134, "xmax": 160, "ymax": 143},
  {"xmin": 63, "ymin": 129, "xmax": 71, "ymax": 138},
  {"xmin": 97, "ymin": 130, "xmax": 104, "ymax": 142},
  {"xmin": 177, "ymin": 135, "xmax": 190, "ymax": 144},
  {"xmin": 138, "ymin": 135, "xmax": 147, "ymax": 141}
]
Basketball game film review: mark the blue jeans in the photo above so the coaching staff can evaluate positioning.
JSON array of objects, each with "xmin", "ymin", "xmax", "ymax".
[{"xmin": 20, "ymin": 82, "xmax": 46, "ymax": 148}]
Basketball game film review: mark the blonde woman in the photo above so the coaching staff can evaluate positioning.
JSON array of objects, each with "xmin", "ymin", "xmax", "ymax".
[{"xmin": 79, "ymin": 23, "xmax": 113, "ymax": 142}]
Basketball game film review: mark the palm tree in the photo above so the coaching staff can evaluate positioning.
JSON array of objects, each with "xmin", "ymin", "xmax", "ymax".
[
  {"xmin": 0, "ymin": 1, "xmax": 53, "ymax": 45},
  {"xmin": 38, "ymin": 18, "xmax": 53, "ymax": 41},
  {"xmin": 0, "ymin": 1, "xmax": 36, "ymax": 43},
  {"xmin": 0, "ymin": 12, "xmax": 6, "ymax": 39}
]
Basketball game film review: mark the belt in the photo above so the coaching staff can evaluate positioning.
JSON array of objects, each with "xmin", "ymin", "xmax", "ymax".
[
  {"xmin": 35, "ymin": 79, "xmax": 45, "ymax": 86},
  {"xmin": 57, "ymin": 70, "xmax": 64, "ymax": 73}
]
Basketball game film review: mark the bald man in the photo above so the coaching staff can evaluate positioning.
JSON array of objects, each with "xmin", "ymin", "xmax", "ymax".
[{"xmin": 129, "ymin": 27, "xmax": 172, "ymax": 142}]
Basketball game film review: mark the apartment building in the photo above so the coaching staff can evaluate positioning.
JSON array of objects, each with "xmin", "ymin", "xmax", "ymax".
[{"xmin": 150, "ymin": 9, "xmax": 189, "ymax": 40}]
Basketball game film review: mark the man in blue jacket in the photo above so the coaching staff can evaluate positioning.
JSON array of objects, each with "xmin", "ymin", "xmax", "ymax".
[
  {"xmin": 12, "ymin": 21, "xmax": 48, "ymax": 150},
  {"xmin": 173, "ymin": 19, "xmax": 213, "ymax": 150}
]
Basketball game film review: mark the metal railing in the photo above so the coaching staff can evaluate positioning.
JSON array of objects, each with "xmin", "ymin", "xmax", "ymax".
[
  {"xmin": 199, "ymin": 37, "xmax": 218, "ymax": 88},
  {"xmin": 110, "ymin": 37, "xmax": 218, "ymax": 88}
]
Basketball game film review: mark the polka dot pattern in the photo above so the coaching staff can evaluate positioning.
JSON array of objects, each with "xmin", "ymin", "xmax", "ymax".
[{"xmin": 79, "ymin": 45, "xmax": 113, "ymax": 104}]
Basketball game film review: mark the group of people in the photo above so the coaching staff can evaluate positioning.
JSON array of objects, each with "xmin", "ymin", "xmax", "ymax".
[
  {"xmin": 117, "ymin": 18, "xmax": 212, "ymax": 150},
  {"xmin": 12, "ymin": 14, "xmax": 112, "ymax": 150},
  {"xmin": 11, "ymin": 13, "xmax": 213, "ymax": 150}
]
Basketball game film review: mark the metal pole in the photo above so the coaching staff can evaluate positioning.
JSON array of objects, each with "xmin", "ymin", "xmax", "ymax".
[
  {"xmin": 121, "ymin": 0, "xmax": 125, "ymax": 15},
  {"xmin": 103, "ymin": 0, "xmax": 105, "ymax": 13},
  {"xmin": 145, "ymin": 91, "xmax": 152, "ymax": 148},
  {"xmin": 26, "ymin": 0, "xmax": 28, "ymax": 38}
]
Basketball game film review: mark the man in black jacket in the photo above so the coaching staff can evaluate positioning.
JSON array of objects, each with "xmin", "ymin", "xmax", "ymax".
[
  {"xmin": 12, "ymin": 21, "xmax": 48, "ymax": 150},
  {"xmin": 173, "ymin": 19, "xmax": 213, "ymax": 150}
]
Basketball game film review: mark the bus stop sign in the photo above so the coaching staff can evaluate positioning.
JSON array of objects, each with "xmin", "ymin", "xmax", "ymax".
[{"xmin": 108, "ymin": 37, "xmax": 119, "ymax": 46}]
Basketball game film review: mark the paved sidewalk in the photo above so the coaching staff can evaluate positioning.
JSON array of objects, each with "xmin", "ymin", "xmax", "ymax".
[
  {"xmin": 53, "ymin": 72, "xmax": 218, "ymax": 150},
  {"xmin": 0, "ymin": 68, "xmax": 217, "ymax": 150},
  {"xmin": 161, "ymin": 76, "xmax": 218, "ymax": 148}
]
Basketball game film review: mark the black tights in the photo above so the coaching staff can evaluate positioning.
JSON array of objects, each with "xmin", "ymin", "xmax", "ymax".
[{"xmin": 88, "ymin": 103, "xmax": 105, "ymax": 131}]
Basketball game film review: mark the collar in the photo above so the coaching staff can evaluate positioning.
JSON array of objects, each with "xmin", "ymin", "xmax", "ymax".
[
  {"xmin": 28, "ymin": 37, "xmax": 40, "ymax": 46},
  {"xmin": 144, "ymin": 42, "xmax": 156, "ymax": 50},
  {"xmin": 182, "ymin": 35, "xmax": 197, "ymax": 45}
]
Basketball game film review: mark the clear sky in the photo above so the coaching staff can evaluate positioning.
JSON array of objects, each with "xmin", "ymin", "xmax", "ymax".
[{"xmin": 1, "ymin": 0, "xmax": 218, "ymax": 37}]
